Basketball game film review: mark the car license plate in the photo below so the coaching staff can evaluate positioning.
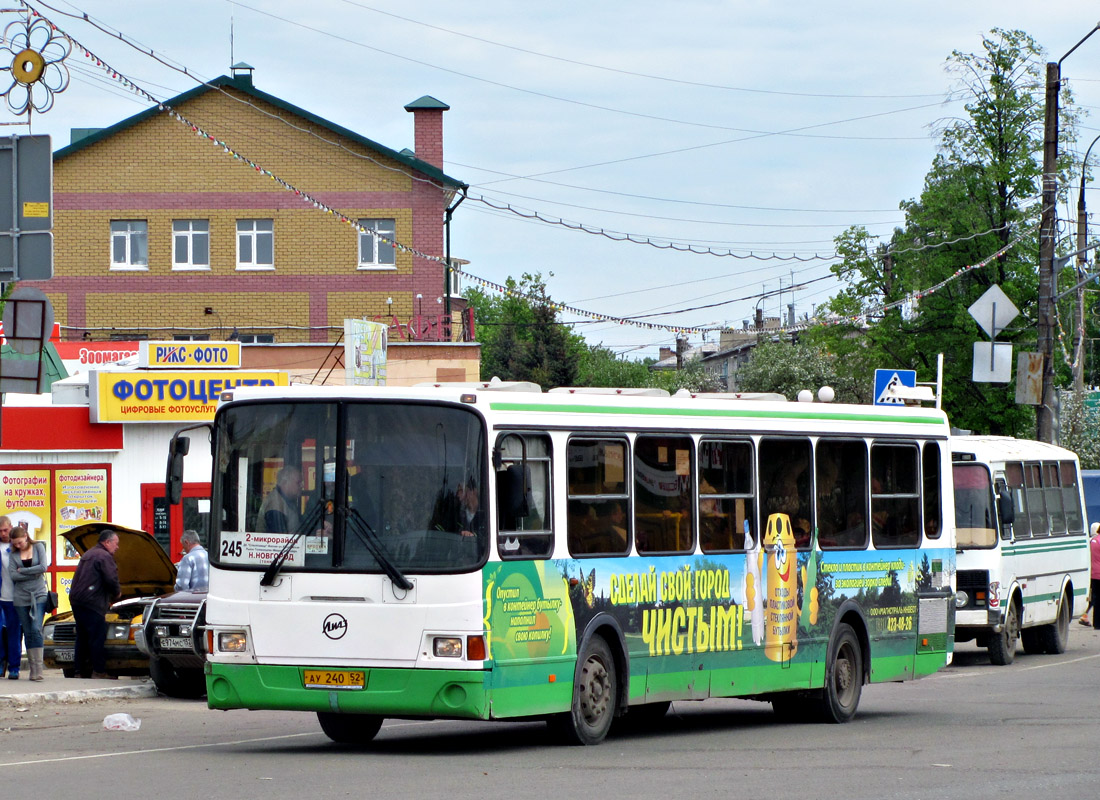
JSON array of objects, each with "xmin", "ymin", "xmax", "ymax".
[
  {"xmin": 160, "ymin": 637, "xmax": 191, "ymax": 650},
  {"xmin": 303, "ymin": 669, "xmax": 365, "ymax": 690},
  {"xmin": 54, "ymin": 649, "xmax": 74, "ymax": 662}
]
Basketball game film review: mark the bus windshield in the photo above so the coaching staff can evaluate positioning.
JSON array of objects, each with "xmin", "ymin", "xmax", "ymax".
[
  {"xmin": 953, "ymin": 463, "xmax": 997, "ymax": 548},
  {"xmin": 212, "ymin": 400, "xmax": 487, "ymax": 574}
]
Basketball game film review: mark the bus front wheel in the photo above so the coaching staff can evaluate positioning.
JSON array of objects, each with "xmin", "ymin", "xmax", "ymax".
[
  {"xmin": 317, "ymin": 712, "xmax": 384, "ymax": 745},
  {"xmin": 988, "ymin": 600, "xmax": 1019, "ymax": 665},
  {"xmin": 549, "ymin": 635, "xmax": 617, "ymax": 745}
]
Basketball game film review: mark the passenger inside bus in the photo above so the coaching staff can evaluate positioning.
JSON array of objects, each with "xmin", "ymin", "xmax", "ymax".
[{"xmin": 759, "ymin": 439, "xmax": 812, "ymax": 548}]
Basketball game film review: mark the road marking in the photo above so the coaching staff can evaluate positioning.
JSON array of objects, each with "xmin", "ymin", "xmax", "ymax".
[
  {"xmin": 1016, "ymin": 653, "xmax": 1100, "ymax": 671},
  {"xmin": 933, "ymin": 651, "xmax": 1100, "ymax": 679},
  {"xmin": 1, "ymin": 720, "xmax": 434, "ymax": 767}
]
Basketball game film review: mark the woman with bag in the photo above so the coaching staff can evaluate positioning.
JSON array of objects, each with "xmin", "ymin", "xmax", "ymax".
[{"xmin": 7, "ymin": 526, "xmax": 49, "ymax": 681}]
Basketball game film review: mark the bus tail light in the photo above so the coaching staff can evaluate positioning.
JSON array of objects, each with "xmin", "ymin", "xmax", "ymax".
[{"xmin": 466, "ymin": 635, "xmax": 486, "ymax": 661}]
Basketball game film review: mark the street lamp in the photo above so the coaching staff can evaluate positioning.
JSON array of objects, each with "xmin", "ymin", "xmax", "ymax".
[
  {"xmin": 1072, "ymin": 133, "xmax": 1100, "ymax": 394},
  {"xmin": 1037, "ymin": 22, "xmax": 1100, "ymax": 443}
]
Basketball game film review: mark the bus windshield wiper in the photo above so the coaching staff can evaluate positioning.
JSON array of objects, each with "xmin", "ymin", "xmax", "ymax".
[
  {"xmin": 346, "ymin": 507, "xmax": 414, "ymax": 591},
  {"xmin": 260, "ymin": 500, "xmax": 326, "ymax": 587}
]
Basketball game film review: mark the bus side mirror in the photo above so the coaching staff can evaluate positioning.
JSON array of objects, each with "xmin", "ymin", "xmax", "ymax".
[
  {"xmin": 997, "ymin": 488, "xmax": 1015, "ymax": 526},
  {"xmin": 167, "ymin": 436, "xmax": 190, "ymax": 505}
]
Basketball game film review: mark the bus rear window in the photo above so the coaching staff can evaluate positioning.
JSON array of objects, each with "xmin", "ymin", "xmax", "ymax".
[{"xmin": 953, "ymin": 463, "xmax": 997, "ymax": 548}]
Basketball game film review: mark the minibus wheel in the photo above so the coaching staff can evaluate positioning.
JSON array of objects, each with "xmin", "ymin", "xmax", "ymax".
[{"xmin": 988, "ymin": 599, "xmax": 1019, "ymax": 665}]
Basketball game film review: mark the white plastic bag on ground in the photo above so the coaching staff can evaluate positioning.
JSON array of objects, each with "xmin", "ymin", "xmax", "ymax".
[{"xmin": 102, "ymin": 713, "xmax": 141, "ymax": 731}]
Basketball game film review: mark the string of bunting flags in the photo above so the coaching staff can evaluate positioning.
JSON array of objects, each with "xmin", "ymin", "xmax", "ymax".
[
  {"xmin": 27, "ymin": 5, "xmax": 709, "ymax": 335},
  {"xmin": 23, "ymin": 3, "xmax": 1030, "ymax": 340},
  {"xmin": 768, "ymin": 232, "xmax": 1027, "ymax": 336}
]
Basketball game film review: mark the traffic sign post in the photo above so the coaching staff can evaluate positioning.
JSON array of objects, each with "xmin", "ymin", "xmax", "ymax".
[
  {"xmin": 874, "ymin": 369, "xmax": 917, "ymax": 406},
  {"xmin": 0, "ymin": 134, "xmax": 54, "ymax": 282},
  {"xmin": 968, "ymin": 285, "xmax": 1019, "ymax": 384}
]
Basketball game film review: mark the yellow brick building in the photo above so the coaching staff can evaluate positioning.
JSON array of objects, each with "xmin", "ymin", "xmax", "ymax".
[{"xmin": 26, "ymin": 67, "xmax": 469, "ymax": 347}]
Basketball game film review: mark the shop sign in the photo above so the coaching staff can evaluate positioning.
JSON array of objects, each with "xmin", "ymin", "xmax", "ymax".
[
  {"xmin": 138, "ymin": 341, "xmax": 242, "ymax": 369},
  {"xmin": 89, "ymin": 370, "xmax": 288, "ymax": 422}
]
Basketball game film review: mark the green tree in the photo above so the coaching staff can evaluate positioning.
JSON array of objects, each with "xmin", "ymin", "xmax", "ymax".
[
  {"xmin": 575, "ymin": 345, "xmax": 654, "ymax": 388},
  {"xmin": 465, "ymin": 273, "xmax": 585, "ymax": 388},
  {"xmin": 735, "ymin": 339, "xmax": 864, "ymax": 402},
  {"xmin": 811, "ymin": 29, "xmax": 1079, "ymax": 435}
]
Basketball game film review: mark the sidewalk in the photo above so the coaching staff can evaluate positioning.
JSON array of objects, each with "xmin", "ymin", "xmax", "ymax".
[{"xmin": 0, "ymin": 663, "xmax": 156, "ymax": 704}]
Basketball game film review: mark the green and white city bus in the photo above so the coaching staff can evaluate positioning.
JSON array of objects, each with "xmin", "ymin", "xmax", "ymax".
[
  {"xmin": 173, "ymin": 383, "xmax": 956, "ymax": 745},
  {"xmin": 951, "ymin": 435, "xmax": 1089, "ymax": 665}
]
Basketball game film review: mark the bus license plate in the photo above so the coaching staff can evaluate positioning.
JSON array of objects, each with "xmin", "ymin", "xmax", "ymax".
[
  {"xmin": 303, "ymin": 670, "xmax": 365, "ymax": 690},
  {"xmin": 54, "ymin": 649, "xmax": 74, "ymax": 662}
]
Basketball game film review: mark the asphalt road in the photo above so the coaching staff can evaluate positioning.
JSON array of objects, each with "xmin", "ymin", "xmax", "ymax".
[{"xmin": 3, "ymin": 630, "xmax": 1099, "ymax": 800}]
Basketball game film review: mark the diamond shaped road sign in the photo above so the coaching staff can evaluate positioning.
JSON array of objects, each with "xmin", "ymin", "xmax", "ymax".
[{"xmin": 968, "ymin": 285, "xmax": 1019, "ymax": 339}]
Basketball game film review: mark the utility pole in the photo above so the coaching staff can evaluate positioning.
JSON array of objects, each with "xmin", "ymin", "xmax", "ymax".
[
  {"xmin": 1037, "ymin": 60, "xmax": 1060, "ymax": 443},
  {"xmin": 1038, "ymin": 24, "xmax": 1100, "ymax": 443}
]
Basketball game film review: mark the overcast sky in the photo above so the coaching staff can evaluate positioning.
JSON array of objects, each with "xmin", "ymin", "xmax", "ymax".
[{"xmin": 6, "ymin": 1, "xmax": 1100, "ymax": 359}]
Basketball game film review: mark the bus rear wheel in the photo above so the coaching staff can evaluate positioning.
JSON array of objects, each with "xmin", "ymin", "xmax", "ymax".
[
  {"xmin": 1033, "ymin": 590, "xmax": 1071, "ymax": 654},
  {"xmin": 549, "ymin": 635, "xmax": 617, "ymax": 745},
  {"xmin": 317, "ymin": 712, "xmax": 384, "ymax": 745},
  {"xmin": 817, "ymin": 623, "xmax": 863, "ymax": 723},
  {"xmin": 988, "ymin": 600, "xmax": 1019, "ymax": 665}
]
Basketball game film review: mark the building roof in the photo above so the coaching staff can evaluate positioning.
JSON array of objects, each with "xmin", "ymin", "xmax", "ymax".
[{"xmin": 54, "ymin": 74, "xmax": 466, "ymax": 190}]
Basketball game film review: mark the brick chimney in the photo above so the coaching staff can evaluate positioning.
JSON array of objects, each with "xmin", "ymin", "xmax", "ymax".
[{"xmin": 404, "ymin": 96, "xmax": 450, "ymax": 169}]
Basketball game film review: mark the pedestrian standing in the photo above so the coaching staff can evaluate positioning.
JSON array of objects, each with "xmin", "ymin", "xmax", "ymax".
[
  {"xmin": 6, "ymin": 526, "xmax": 49, "ymax": 681},
  {"xmin": 0, "ymin": 516, "xmax": 22, "ymax": 679},
  {"xmin": 69, "ymin": 530, "xmax": 121, "ymax": 679},
  {"xmin": 174, "ymin": 530, "xmax": 209, "ymax": 593},
  {"xmin": 1090, "ymin": 522, "xmax": 1100, "ymax": 630}
]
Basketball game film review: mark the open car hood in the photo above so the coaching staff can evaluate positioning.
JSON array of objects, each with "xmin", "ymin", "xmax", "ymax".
[{"xmin": 63, "ymin": 522, "xmax": 177, "ymax": 599}]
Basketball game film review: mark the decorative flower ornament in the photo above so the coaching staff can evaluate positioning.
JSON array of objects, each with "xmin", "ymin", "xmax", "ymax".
[{"xmin": 1, "ymin": 15, "xmax": 71, "ymax": 115}]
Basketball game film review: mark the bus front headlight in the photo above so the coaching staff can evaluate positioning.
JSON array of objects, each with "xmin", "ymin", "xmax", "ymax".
[
  {"xmin": 955, "ymin": 590, "xmax": 969, "ymax": 608},
  {"xmin": 218, "ymin": 631, "xmax": 249, "ymax": 653},
  {"xmin": 433, "ymin": 637, "xmax": 462, "ymax": 658}
]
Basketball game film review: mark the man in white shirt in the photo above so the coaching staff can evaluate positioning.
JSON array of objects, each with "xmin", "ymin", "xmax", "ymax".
[
  {"xmin": 0, "ymin": 516, "xmax": 23, "ymax": 679},
  {"xmin": 174, "ymin": 530, "xmax": 209, "ymax": 593}
]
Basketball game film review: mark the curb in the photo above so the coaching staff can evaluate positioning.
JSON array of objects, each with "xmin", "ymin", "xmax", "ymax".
[{"xmin": 0, "ymin": 682, "xmax": 157, "ymax": 704}]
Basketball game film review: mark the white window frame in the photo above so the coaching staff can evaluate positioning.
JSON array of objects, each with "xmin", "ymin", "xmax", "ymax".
[
  {"xmin": 357, "ymin": 218, "xmax": 396, "ymax": 270},
  {"xmin": 110, "ymin": 220, "xmax": 148, "ymax": 270},
  {"xmin": 172, "ymin": 219, "xmax": 210, "ymax": 270},
  {"xmin": 236, "ymin": 219, "xmax": 274, "ymax": 270}
]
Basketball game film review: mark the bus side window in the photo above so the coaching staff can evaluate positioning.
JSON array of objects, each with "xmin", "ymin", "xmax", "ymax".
[
  {"xmin": 1004, "ymin": 462, "xmax": 1030, "ymax": 538},
  {"xmin": 635, "ymin": 435, "xmax": 694, "ymax": 555},
  {"xmin": 1044, "ymin": 462, "xmax": 1067, "ymax": 535},
  {"xmin": 759, "ymin": 438, "xmax": 813, "ymax": 549},
  {"xmin": 567, "ymin": 438, "xmax": 630, "ymax": 557},
  {"xmin": 496, "ymin": 433, "xmax": 553, "ymax": 560},
  {"xmin": 1060, "ymin": 461, "xmax": 1084, "ymax": 534},
  {"xmin": 1025, "ymin": 463, "xmax": 1048, "ymax": 536},
  {"xmin": 871, "ymin": 443, "xmax": 920, "ymax": 549},
  {"xmin": 699, "ymin": 439, "xmax": 754, "ymax": 553},
  {"xmin": 922, "ymin": 442, "xmax": 942, "ymax": 540},
  {"xmin": 815, "ymin": 439, "xmax": 868, "ymax": 550}
]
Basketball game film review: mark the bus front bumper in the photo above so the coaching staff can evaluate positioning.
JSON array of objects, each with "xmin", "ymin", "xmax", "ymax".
[{"xmin": 205, "ymin": 662, "xmax": 492, "ymax": 719}]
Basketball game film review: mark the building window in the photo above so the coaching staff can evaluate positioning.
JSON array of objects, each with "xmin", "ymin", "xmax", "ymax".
[
  {"xmin": 110, "ymin": 220, "xmax": 148, "ymax": 268},
  {"xmin": 173, "ymin": 333, "xmax": 211, "ymax": 341},
  {"xmin": 237, "ymin": 219, "xmax": 273, "ymax": 268},
  {"xmin": 173, "ymin": 220, "xmax": 210, "ymax": 269},
  {"xmin": 358, "ymin": 218, "xmax": 396, "ymax": 268},
  {"xmin": 236, "ymin": 333, "xmax": 274, "ymax": 343}
]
